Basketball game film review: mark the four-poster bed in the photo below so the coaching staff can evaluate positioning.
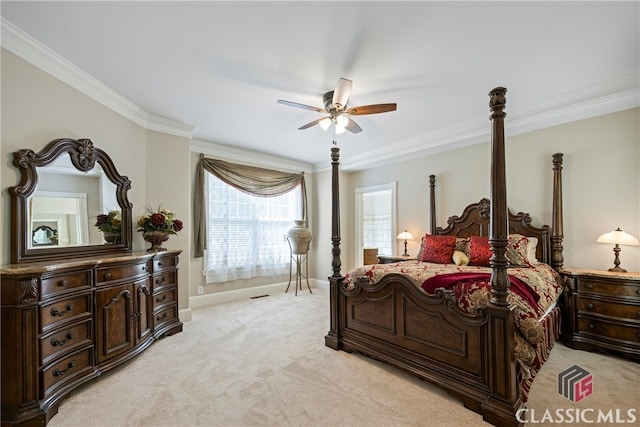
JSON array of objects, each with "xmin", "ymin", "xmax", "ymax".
[{"xmin": 324, "ymin": 87, "xmax": 565, "ymax": 427}]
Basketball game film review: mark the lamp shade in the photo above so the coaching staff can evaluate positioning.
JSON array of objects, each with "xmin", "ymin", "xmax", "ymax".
[
  {"xmin": 397, "ymin": 230, "xmax": 414, "ymax": 240},
  {"xmin": 319, "ymin": 117, "xmax": 331, "ymax": 131},
  {"xmin": 596, "ymin": 228, "xmax": 639, "ymax": 246}
]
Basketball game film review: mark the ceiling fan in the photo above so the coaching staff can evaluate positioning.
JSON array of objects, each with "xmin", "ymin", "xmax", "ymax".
[{"xmin": 277, "ymin": 78, "xmax": 397, "ymax": 134}]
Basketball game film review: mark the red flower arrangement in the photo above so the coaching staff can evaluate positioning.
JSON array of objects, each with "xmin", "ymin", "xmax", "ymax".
[
  {"xmin": 137, "ymin": 208, "xmax": 183, "ymax": 235},
  {"xmin": 95, "ymin": 210, "xmax": 122, "ymax": 235}
]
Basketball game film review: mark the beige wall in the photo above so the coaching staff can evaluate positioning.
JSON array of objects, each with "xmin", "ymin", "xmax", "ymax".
[
  {"xmin": 144, "ymin": 130, "xmax": 191, "ymax": 310},
  {"xmin": 335, "ymin": 108, "xmax": 640, "ymax": 273},
  {"xmin": 3, "ymin": 45, "xmax": 639, "ymax": 307},
  {"xmin": 1, "ymin": 49, "xmax": 191, "ymax": 311}
]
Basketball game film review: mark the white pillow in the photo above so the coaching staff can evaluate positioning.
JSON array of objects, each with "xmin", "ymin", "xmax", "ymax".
[{"xmin": 452, "ymin": 250, "xmax": 470, "ymax": 266}]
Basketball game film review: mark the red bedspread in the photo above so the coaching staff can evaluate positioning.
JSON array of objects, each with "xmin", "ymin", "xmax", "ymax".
[
  {"xmin": 344, "ymin": 260, "xmax": 563, "ymax": 348},
  {"xmin": 421, "ymin": 272, "xmax": 540, "ymax": 310}
]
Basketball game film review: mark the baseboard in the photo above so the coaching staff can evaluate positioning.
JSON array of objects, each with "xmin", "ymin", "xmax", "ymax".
[
  {"xmin": 179, "ymin": 308, "xmax": 193, "ymax": 323},
  {"xmin": 189, "ymin": 279, "xmax": 323, "ymax": 309}
]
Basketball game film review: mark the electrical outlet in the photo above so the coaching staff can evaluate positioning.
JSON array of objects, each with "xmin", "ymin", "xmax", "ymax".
[{"xmin": 197, "ymin": 286, "xmax": 204, "ymax": 295}]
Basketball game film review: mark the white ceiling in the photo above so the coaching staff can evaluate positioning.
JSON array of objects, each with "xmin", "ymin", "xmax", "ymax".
[{"xmin": 2, "ymin": 1, "xmax": 638, "ymax": 171}]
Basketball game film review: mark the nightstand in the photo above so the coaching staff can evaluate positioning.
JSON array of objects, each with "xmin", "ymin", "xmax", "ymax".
[
  {"xmin": 560, "ymin": 268, "xmax": 640, "ymax": 361},
  {"xmin": 377, "ymin": 255, "xmax": 413, "ymax": 264}
]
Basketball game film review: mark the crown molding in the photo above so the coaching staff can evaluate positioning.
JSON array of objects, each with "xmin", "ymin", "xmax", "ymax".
[
  {"xmin": 338, "ymin": 82, "xmax": 639, "ymax": 172},
  {"xmin": 191, "ymin": 139, "xmax": 313, "ymax": 174},
  {"xmin": 3, "ymin": 16, "xmax": 636, "ymax": 173},
  {"xmin": 1, "ymin": 17, "xmax": 194, "ymax": 139}
]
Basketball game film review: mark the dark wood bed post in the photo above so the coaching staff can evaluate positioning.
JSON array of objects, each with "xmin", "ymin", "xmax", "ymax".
[
  {"xmin": 551, "ymin": 153, "xmax": 564, "ymax": 270},
  {"xmin": 483, "ymin": 87, "xmax": 524, "ymax": 426},
  {"xmin": 325, "ymin": 145, "xmax": 344, "ymax": 350},
  {"xmin": 488, "ymin": 87, "xmax": 510, "ymax": 307},
  {"xmin": 429, "ymin": 174, "xmax": 437, "ymax": 234}
]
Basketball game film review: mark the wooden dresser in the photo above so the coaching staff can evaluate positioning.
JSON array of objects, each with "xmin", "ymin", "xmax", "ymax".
[
  {"xmin": 560, "ymin": 267, "xmax": 640, "ymax": 361},
  {"xmin": 1, "ymin": 250, "xmax": 182, "ymax": 426}
]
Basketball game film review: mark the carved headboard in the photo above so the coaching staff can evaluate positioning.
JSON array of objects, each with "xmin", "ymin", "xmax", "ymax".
[{"xmin": 432, "ymin": 197, "xmax": 551, "ymax": 265}]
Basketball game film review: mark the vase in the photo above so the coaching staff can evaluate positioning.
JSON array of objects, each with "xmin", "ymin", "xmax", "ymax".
[
  {"xmin": 143, "ymin": 231, "xmax": 170, "ymax": 252},
  {"xmin": 286, "ymin": 220, "xmax": 312, "ymax": 255},
  {"xmin": 102, "ymin": 232, "xmax": 121, "ymax": 244}
]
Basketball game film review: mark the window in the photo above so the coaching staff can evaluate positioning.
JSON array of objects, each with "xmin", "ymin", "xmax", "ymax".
[
  {"xmin": 205, "ymin": 174, "xmax": 302, "ymax": 283},
  {"xmin": 355, "ymin": 183, "xmax": 397, "ymax": 265}
]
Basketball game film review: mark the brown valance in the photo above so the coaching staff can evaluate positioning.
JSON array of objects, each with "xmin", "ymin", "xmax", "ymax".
[{"xmin": 194, "ymin": 155, "xmax": 307, "ymax": 258}]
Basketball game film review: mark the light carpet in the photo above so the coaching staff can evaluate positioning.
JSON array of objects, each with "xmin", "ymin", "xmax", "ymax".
[{"xmin": 48, "ymin": 284, "xmax": 639, "ymax": 427}]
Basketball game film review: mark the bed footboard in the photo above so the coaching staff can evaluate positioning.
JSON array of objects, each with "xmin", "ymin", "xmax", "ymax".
[{"xmin": 327, "ymin": 274, "xmax": 524, "ymax": 427}]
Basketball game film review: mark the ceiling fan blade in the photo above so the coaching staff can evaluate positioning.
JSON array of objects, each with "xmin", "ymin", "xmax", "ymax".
[
  {"xmin": 345, "ymin": 117, "xmax": 363, "ymax": 134},
  {"xmin": 277, "ymin": 99, "xmax": 324, "ymax": 113},
  {"xmin": 298, "ymin": 118, "xmax": 325, "ymax": 130},
  {"xmin": 345, "ymin": 103, "xmax": 397, "ymax": 115},
  {"xmin": 332, "ymin": 78, "xmax": 352, "ymax": 110}
]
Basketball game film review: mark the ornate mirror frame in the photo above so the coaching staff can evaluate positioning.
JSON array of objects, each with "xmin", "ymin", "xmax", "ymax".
[{"xmin": 10, "ymin": 138, "xmax": 133, "ymax": 263}]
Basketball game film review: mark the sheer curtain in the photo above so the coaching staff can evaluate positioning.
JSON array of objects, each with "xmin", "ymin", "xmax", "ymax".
[{"xmin": 193, "ymin": 155, "xmax": 308, "ymax": 282}]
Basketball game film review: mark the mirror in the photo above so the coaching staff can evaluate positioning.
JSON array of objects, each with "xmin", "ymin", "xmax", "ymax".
[{"xmin": 10, "ymin": 138, "xmax": 132, "ymax": 263}]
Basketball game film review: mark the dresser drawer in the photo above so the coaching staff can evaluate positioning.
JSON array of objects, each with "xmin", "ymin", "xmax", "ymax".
[
  {"xmin": 41, "ymin": 347, "xmax": 93, "ymax": 398},
  {"xmin": 40, "ymin": 319, "xmax": 93, "ymax": 365},
  {"xmin": 153, "ymin": 287, "xmax": 177, "ymax": 309},
  {"xmin": 577, "ymin": 297, "xmax": 640, "ymax": 321},
  {"xmin": 154, "ymin": 305, "xmax": 177, "ymax": 326},
  {"xmin": 152, "ymin": 271, "xmax": 176, "ymax": 291},
  {"xmin": 578, "ymin": 317, "xmax": 640, "ymax": 344},
  {"xmin": 153, "ymin": 255, "xmax": 176, "ymax": 272},
  {"xmin": 577, "ymin": 278, "xmax": 640, "ymax": 299},
  {"xmin": 41, "ymin": 270, "xmax": 92, "ymax": 298},
  {"xmin": 40, "ymin": 294, "xmax": 92, "ymax": 332},
  {"xmin": 96, "ymin": 260, "xmax": 150, "ymax": 284}
]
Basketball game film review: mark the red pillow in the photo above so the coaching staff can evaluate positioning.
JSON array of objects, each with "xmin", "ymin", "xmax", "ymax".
[
  {"xmin": 420, "ymin": 235, "xmax": 457, "ymax": 264},
  {"xmin": 469, "ymin": 235, "xmax": 492, "ymax": 266}
]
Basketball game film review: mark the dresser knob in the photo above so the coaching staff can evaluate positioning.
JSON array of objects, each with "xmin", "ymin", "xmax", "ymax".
[
  {"xmin": 586, "ymin": 283, "xmax": 594, "ymax": 289},
  {"xmin": 588, "ymin": 323, "xmax": 594, "ymax": 329},
  {"xmin": 51, "ymin": 304, "xmax": 73, "ymax": 316},
  {"xmin": 156, "ymin": 313, "xmax": 167, "ymax": 322},
  {"xmin": 158, "ymin": 261, "xmax": 164, "ymax": 267},
  {"xmin": 155, "ymin": 276, "xmax": 166, "ymax": 285},
  {"xmin": 51, "ymin": 332, "xmax": 73, "ymax": 347},
  {"xmin": 156, "ymin": 295, "xmax": 167, "ymax": 302},
  {"xmin": 58, "ymin": 280, "xmax": 68, "ymax": 287},
  {"xmin": 104, "ymin": 272, "xmax": 112, "ymax": 280},
  {"xmin": 637, "ymin": 289, "xmax": 640, "ymax": 295},
  {"xmin": 142, "ymin": 265, "xmax": 147, "ymax": 271},
  {"xmin": 587, "ymin": 303, "xmax": 594, "ymax": 310},
  {"xmin": 52, "ymin": 360, "xmax": 75, "ymax": 377}
]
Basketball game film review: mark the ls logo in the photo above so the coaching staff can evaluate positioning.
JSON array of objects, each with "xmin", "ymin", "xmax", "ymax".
[{"xmin": 558, "ymin": 365, "xmax": 593, "ymax": 402}]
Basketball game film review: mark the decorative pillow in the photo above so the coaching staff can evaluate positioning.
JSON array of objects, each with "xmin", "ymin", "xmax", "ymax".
[
  {"xmin": 455, "ymin": 237, "xmax": 470, "ymax": 257},
  {"xmin": 527, "ymin": 237, "xmax": 539, "ymax": 265},
  {"xmin": 469, "ymin": 235, "xmax": 492, "ymax": 266},
  {"xmin": 506, "ymin": 234, "xmax": 531, "ymax": 267},
  {"xmin": 452, "ymin": 250, "xmax": 470, "ymax": 266},
  {"xmin": 415, "ymin": 235, "xmax": 426, "ymax": 260},
  {"xmin": 420, "ymin": 235, "xmax": 457, "ymax": 264}
]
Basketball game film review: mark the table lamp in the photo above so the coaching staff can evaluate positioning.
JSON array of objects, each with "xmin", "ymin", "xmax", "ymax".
[
  {"xmin": 596, "ymin": 227, "xmax": 639, "ymax": 272},
  {"xmin": 397, "ymin": 230, "xmax": 414, "ymax": 257}
]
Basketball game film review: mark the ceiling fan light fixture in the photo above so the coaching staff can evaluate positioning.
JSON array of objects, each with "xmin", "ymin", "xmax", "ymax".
[
  {"xmin": 278, "ymin": 77, "xmax": 395, "ymax": 135},
  {"xmin": 335, "ymin": 115, "xmax": 349, "ymax": 128},
  {"xmin": 319, "ymin": 117, "xmax": 332, "ymax": 131}
]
